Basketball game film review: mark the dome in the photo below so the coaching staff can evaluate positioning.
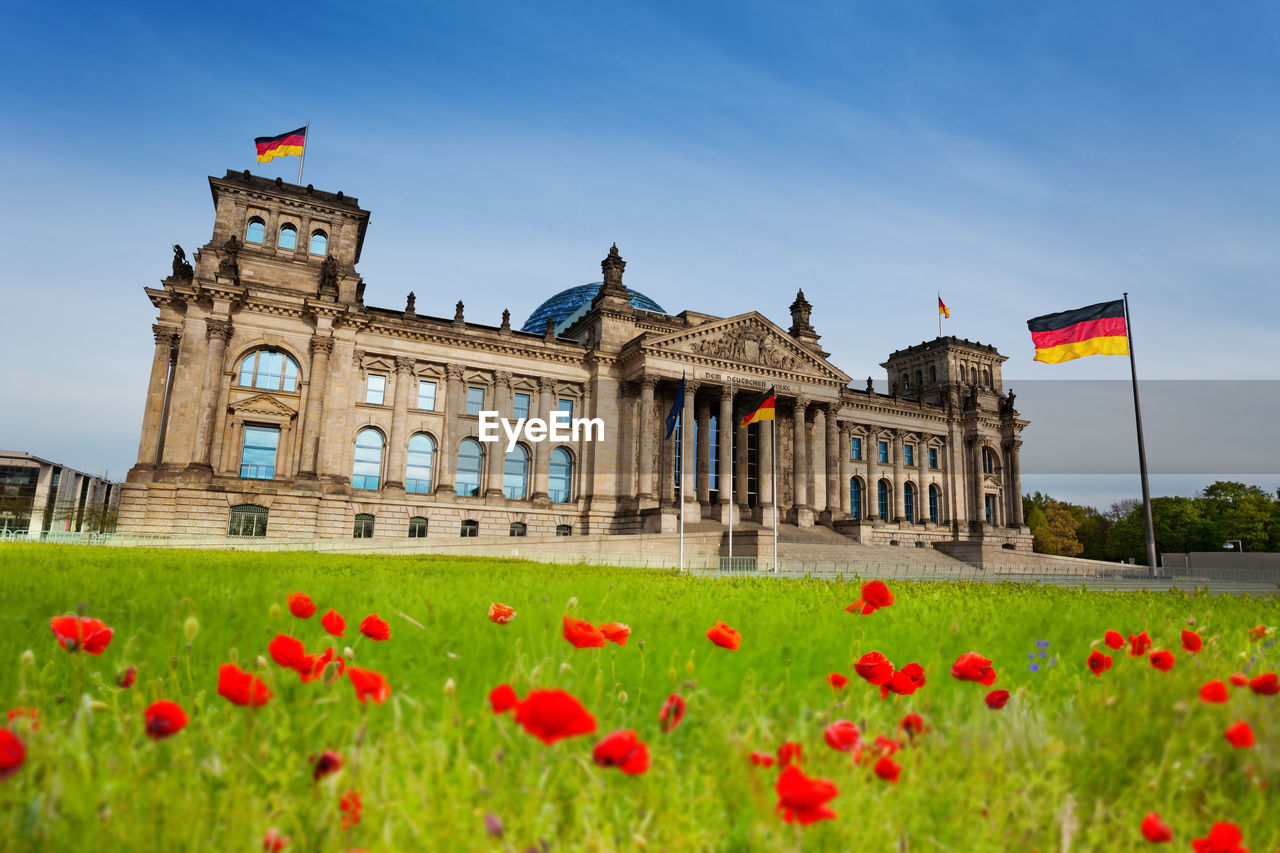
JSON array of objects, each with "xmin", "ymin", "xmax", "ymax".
[{"xmin": 520, "ymin": 283, "xmax": 667, "ymax": 334}]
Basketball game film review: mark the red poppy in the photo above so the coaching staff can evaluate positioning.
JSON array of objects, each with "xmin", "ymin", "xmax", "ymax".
[
  {"xmin": 1248, "ymin": 672, "xmax": 1278, "ymax": 696},
  {"xmin": 854, "ymin": 651, "xmax": 895, "ymax": 686},
  {"xmin": 1199, "ymin": 681, "xmax": 1230, "ymax": 703},
  {"xmin": 777, "ymin": 741, "xmax": 802, "ymax": 767},
  {"xmin": 7, "ymin": 708, "xmax": 37, "ymax": 731},
  {"xmin": 1149, "ymin": 650, "xmax": 1176, "ymax": 672},
  {"xmin": 873, "ymin": 735, "xmax": 901, "ymax": 757},
  {"xmin": 0, "ymin": 730, "xmax": 23, "ymax": 781},
  {"xmin": 49, "ymin": 615, "xmax": 113, "ymax": 655},
  {"xmin": 706, "ymin": 621, "xmax": 742, "ymax": 651},
  {"xmin": 339, "ymin": 791, "xmax": 362, "ymax": 830},
  {"xmin": 823, "ymin": 720, "xmax": 861, "ymax": 753},
  {"xmin": 1087, "ymin": 649, "xmax": 1112, "ymax": 677},
  {"xmin": 347, "ymin": 667, "xmax": 391, "ymax": 704},
  {"xmin": 563, "ymin": 615, "xmax": 606, "ymax": 649},
  {"xmin": 873, "ymin": 755, "xmax": 901, "ymax": 783},
  {"xmin": 599, "ymin": 622, "xmax": 631, "ymax": 645},
  {"xmin": 750, "ymin": 750, "xmax": 775, "ymax": 767},
  {"xmin": 1247, "ymin": 625, "xmax": 1268, "ymax": 641},
  {"xmin": 884, "ymin": 662, "xmax": 926, "ymax": 696},
  {"xmin": 659, "ymin": 694, "xmax": 686, "ymax": 733},
  {"xmin": 899, "ymin": 713, "xmax": 927, "ymax": 737},
  {"xmin": 827, "ymin": 672, "xmax": 848, "ymax": 689},
  {"xmin": 845, "ymin": 580, "xmax": 894, "ymax": 615},
  {"xmin": 144, "ymin": 700, "xmax": 188, "ymax": 740},
  {"xmin": 1228, "ymin": 672, "xmax": 1248, "ymax": 687},
  {"xmin": 489, "ymin": 684, "xmax": 518, "ymax": 714},
  {"xmin": 268, "ymin": 634, "xmax": 307, "ymax": 670},
  {"xmin": 985, "ymin": 689, "xmax": 1010, "ymax": 709},
  {"xmin": 1103, "ymin": 630, "xmax": 1125, "ymax": 650},
  {"xmin": 321, "ymin": 609, "xmax": 346, "ymax": 638},
  {"xmin": 311, "ymin": 750, "xmax": 343, "ymax": 781},
  {"xmin": 1191, "ymin": 822, "xmax": 1247, "ymax": 853},
  {"xmin": 287, "ymin": 593, "xmax": 317, "ymax": 619},
  {"xmin": 1224, "ymin": 720, "xmax": 1254, "ymax": 748},
  {"xmin": 298, "ymin": 648, "xmax": 345, "ymax": 683},
  {"xmin": 358, "ymin": 614, "xmax": 390, "ymax": 642},
  {"xmin": 592, "ymin": 730, "xmax": 650, "ymax": 775},
  {"xmin": 1181, "ymin": 629, "xmax": 1202, "ymax": 653},
  {"xmin": 951, "ymin": 652, "xmax": 997, "ymax": 686},
  {"xmin": 488, "ymin": 602, "xmax": 515, "ymax": 624},
  {"xmin": 217, "ymin": 663, "xmax": 273, "ymax": 707},
  {"xmin": 1128, "ymin": 631, "xmax": 1152, "ymax": 657},
  {"xmin": 1141, "ymin": 812, "xmax": 1173, "ymax": 843},
  {"xmin": 263, "ymin": 827, "xmax": 289, "ymax": 851},
  {"xmin": 116, "ymin": 666, "xmax": 137, "ymax": 689},
  {"xmin": 775, "ymin": 764, "xmax": 839, "ymax": 824},
  {"xmin": 512, "ymin": 689, "xmax": 597, "ymax": 744}
]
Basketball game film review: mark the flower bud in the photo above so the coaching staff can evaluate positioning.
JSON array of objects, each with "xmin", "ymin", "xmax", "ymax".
[
  {"xmin": 323, "ymin": 660, "xmax": 343, "ymax": 684},
  {"xmin": 444, "ymin": 677, "xmax": 456, "ymax": 695},
  {"xmin": 268, "ymin": 603, "xmax": 282, "ymax": 620},
  {"xmin": 89, "ymin": 700, "xmax": 109, "ymax": 712},
  {"xmin": 183, "ymin": 615, "xmax": 199, "ymax": 642},
  {"xmin": 559, "ymin": 662, "xmax": 572, "ymax": 674},
  {"xmin": 566, "ymin": 596, "xmax": 578, "ymax": 610},
  {"xmin": 19, "ymin": 649, "xmax": 34, "ymax": 667},
  {"xmin": 344, "ymin": 647, "xmax": 355, "ymax": 659},
  {"xmin": 617, "ymin": 690, "xmax": 628, "ymax": 704},
  {"xmin": 256, "ymin": 655, "xmax": 269, "ymax": 670}
]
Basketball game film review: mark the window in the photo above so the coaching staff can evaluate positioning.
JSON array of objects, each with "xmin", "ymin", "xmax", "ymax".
[
  {"xmin": 904, "ymin": 483, "xmax": 915, "ymax": 524},
  {"xmin": 902, "ymin": 374, "xmax": 910, "ymax": 391},
  {"xmin": 556, "ymin": 524, "xmax": 572, "ymax": 536},
  {"xmin": 239, "ymin": 426, "xmax": 279, "ymax": 479},
  {"xmin": 456, "ymin": 438, "xmax": 483, "ymax": 497},
  {"xmin": 878, "ymin": 480, "xmax": 890, "ymax": 520},
  {"xmin": 246, "ymin": 217, "xmax": 265, "ymax": 243},
  {"xmin": 971, "ymin": 367, "xmax": 978, "ymax": 384},
  {"xmin": 365, "ymin": 374, "xmax": 386, "ymax": 405},
  {"xmin": 558, "ymin": 399, "xmax": 573, "ymax": 419},
  {"xmin": 983, "ymin": 369, "xmax": 991, "ymax": 387},
  {"xmin": 929, "ymin": 485, "xmax": 940, "ymax": 524},
  {"xmin": 878, "ymin": 441, "xmax": 889, "ymax": 463},
  {"xmin": 513, "ymin": 393, "xmax": 530, "ymax": 421},
  {"xmin": 228, "ymin": 505, "xmax": 268, "ymax": 537},
  {"xmin": 406, "ymin": 434, "xmax": 435, "ymax": 494},
  {"xmin": 460, "ymin": 519, "xmax": 479, "ymax": 537},
  {"xmin": 353, "ymin": 513, "xmax": 374, "ymax": 538},
  {"xmin": 509, "ymin": 522, "xmax": 527, "ymax": 537},
  {"xmin": 309, "ymin": 230, "xmax": 327, "ymax": 255},
  {"xmin": 983, "ymin": 448, "xmax": 995, "ymax": 474},
  {"xmin": 409, "ymin": 516, "xmax": 428, "ymax": 538},
  {"xmin": 928, "ymin": 447, "xmax": 938, "ymax": 469},
  {"xmin": 930, "ymin": 365, "xmax": 937, "ymax": 384},
  {"xmin": 352, "ymin": 429, "xmax": 383, "ymax": 490},
  {"xmin": 984, "ymin": 494, "xmax": 995, "ymax": 524},
  {"xmin": 904, "ymin": 444, "xmax": 915, "ymax": 466},
  {"xmin": 238, "ymin": 350, "xmax": 299, "ymax": 392},
  {"xmin": 850, "ymin": 437, "xmax": 862, "ymax": 461},
  {"xmin": 466, "ymin": 387, "xmax": 485, "ymax": 416},
  {"xmin": 850, "ymin": 478, "xmax": 862, "ymax": 520},
  {"xmin": 278, "ymin": 224, "xmax": 297, "ymax": 250},
  {"xmin": 916, "ymin": 370, "xmax": 923, "ymax": 390},
  {"xmin": 503, "ymin": 445, "xmax": 529, "ymax": 499},
  {"xmin": 417, "ymin": 380, "xmax": 437, "ymax": 411},
  {"xmin": 549, "ymin": 447, "xmax": 573, "ymax": 503}
]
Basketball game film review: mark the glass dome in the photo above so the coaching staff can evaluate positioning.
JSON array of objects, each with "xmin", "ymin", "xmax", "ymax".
[{"xmin": 520, "ymin": 283, "xmax": 667, "ymax": 334}]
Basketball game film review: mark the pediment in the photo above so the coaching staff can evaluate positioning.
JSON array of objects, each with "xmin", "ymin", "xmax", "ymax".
[
  {"xmin": 644, "ymin": 313, "xmax": 850, "ymax": 383},
  {"xmin": 229, "ymin": 393, "xmax": 298, "ymax": 420}
]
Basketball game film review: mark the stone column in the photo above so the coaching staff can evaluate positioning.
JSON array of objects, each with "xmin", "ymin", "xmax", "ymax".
[
  {"xmin": 792, "ymin": 397, "xmax": 808, "ymax": 509},
  {"xmin": 812, "ymin": 407, "xmax": 826, "ymax": 513},
  {"xmin": 865, "ymin": 434, "xmax": 878, "ymax": 520},
  {"xmin": 383, "ymin": 356, "xmax": 416, "ymax": 490},
  {"xmin": 682, "ymin": 380, "xmax": 700, "ymax": 506},
  {"xmin": 188, "ymin": 318, "xmax": 232, "ymax": 472},
  {"xmin": 892, "ymin": 430, "xmax": 906, "ymax": 522},
  {"xmin": 435, "ymin": 363, "xmax": 464, "ymax": 495},
  {"xmin": 838, "ymin": 424, "xmax": 852, "ymax": 515},
  {"xmin": 695, "ymin": 397, "xmax": 710, "ymax": 506},
  {"xmin": 759, "ymin": 419, "xmax": 775, "ymax": 524},
  {"xmin": 717, "ymin": 385, "xmax": 734, "ymax": 523},
  {"xmin": 532, "ymin": 377, "xmax": 555, "ymax": 501},
  {"xmin": 970, "ymin": 437, "xmax": 986, "ymax": 528},
  {"xmin": 135, "ymin": 324, "xmax": 180, "ymax": 469},
  {"xmin": 637, "ymin": 377, "xmax": 657, "ymax": 501},
  {"xmin": 298, "ymin": 334, "xmax": 334, "ymax": 477},
  {"xmin": 734, "ymin": 408, "xmax": 749, "ymax": 508},
  {"xmin": 486, "ymin": 371, "xmax": 512, "ymax": 497},
  {"xmin": 824, "ymin": 404, "xmax": 840, "ymax": 520},
  {"xmin": 1007, "ymin": 438, "xmax": 1025, "ymax": 526}
]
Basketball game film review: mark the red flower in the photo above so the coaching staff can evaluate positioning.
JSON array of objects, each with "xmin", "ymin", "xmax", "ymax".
[
  {"xmin": 262, "ymin": 827, "xmax": 289, "ymax": 851},
  {"xmin": 144, "ymin": 700, "xmax": 188, "ymax": 740},
  {"xmin": 899, "ymin": 713, "xmax": 928, "ymax": 737},
  {"xmin": 488, "ymin": 602, "xmax": 516, "ymax": 624},
  {"xmin": 268, "ymin": 634, "xmax": 307, "ymax": 670},
  {"xmin": 873, "ymin": 755, "xmax": 901, "ymax": 783},
  {"xmin": 659, "ymin": 694, "xmax": 686, "ymax": 733},
  {"xmin": 1191, "ymin": 822, "xmax": 1247, "ymax": 853},
  {"xmin": 592, "ymin": 730, "xmax": 649, "ymax": 774},
  {"xmin": 873, "ymin": 735, "xmax": 901, "ymax": 757},
  {"xmin": 985, "ymin": 689, "xmax": 1010, "ymax": 709},
  {"xmin": 0, "ymin": 730, "xmax": 23, "ymax": 781},
  {"xmin": 1181, "ymin": 629, "xmax": 1202, "ymax": 653},
  {"xmin": 1199, "ymin": 681, "xmax": 1230, "ymax": 703},
  {"xmin": 49, "ymin": 615, "xmax": 113, "ymax": 655},
  {"xmin": 563, "ymin": 615, "xmax": 606, "ymax": 649},
  {"xmin": 1149, "ymin": 650, "xmax": 1175, "ymax": 672},
  {"xmin": 777, "ymin": 741, "xmax": 802, "ymax": 767},
  {"xmin": 297, "ymin": 648, "xmax": 345, "ymax": 683},
  {"xmin": 358, "ymin": 614, "xmax": 390, "ymax": 642},
  {"xmin": 1229, "ymin": 672, "xmax": 1248, "ymax": 687},
  {"xmin": 321, "ymin": 609, "xmax": 346, "ymax": 638},
  {"xmin": 775, "ymin": 764, "xmax": 839, "ymax": 824},
  {"xmin": 827, "ymin": 672, "xmax": 848, "ymax": 689},
  {"xmin": 116, "ymin": 666, "xmax": 137, "ymax": 689},
  {"xmin": 287, "ymin": 593, "xmax": 316, "ymax": 619},
  {"xmin": 1248, "ymin": 672, "xmax": 1278, "ymax": 696},
  {"xmin": 599, "ymin": 622, "xmax": 631, "ymax": 645},
  {"xmin": 339, "ymin": 791, "xmax": 362, "ymax": 830},
  {"xmin": 951, "ymin": 652, "xmax": 997, "ymax": 686},
  {"xmin": 311, "ymin": 750, "xmax": 343, "ymax": 780},
  {"xmin": 706, "ymin": 621, "xmax": 742, "ymax": 651},
  {"xmin": 845, "ymin": 580, "xmax": 894, "ymax": 615},
  {"xmin": 854, "ymin": 651, "xmax": 895, "ymax": 686},
  {"xmin": 512, "ymin": 689, "xmax": 597, "ymax": 744},
  {"xmin": 489, "ymin": 684, "xmax": 518, "ymax": 714},
  {"xmin": 1247, "ymin": 625, "xmax": 1268, "ymax": 641},
  {"xmin": 1103, "ymin": 630, "xmax": 1125, "ymax": 650},
  {"xmin": 217, "ymin": 663, "xmax": 273, "ymax": 707},
  {"xmin": 7, "ymin": 708, "xmax": 37, "ymax": 731},
  {"xmin": 750, "ymin": 751, "xmax": 775, "ymax": 767},
  {"xmin": 1087, "ymin": 649, "xmax": 1112, "ymax": 677},
  {"xmin": 884, "ymin": 662, "xmax": 926, "ymax": 696},
  {"xmin": 347, "ymin": 667, "xmax": 391, "ymax": 704},
  {"xmin": 1129, "ymin": 631, "xmax": 1152, "ymax": 657},
  {"xmin": 823, "ymin": 720, "xmax": 861, "ymax": 753},
  {"xmin": 1141, "ymin": 812, "xmax": 1173, "ymax": 843},
  {"xmin": 1224, "ymin": 720, "xmax": 1254, "ymax": 748}
]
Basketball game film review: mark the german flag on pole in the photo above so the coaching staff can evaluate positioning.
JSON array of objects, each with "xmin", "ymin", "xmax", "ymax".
[
  {"xmin": 1027, "ymin": 299, "xmax": 1128, "ymax": 364},
  {"xmin": 254, "ymin": 126, "xmax": 307, "ymax": 164},
  {"xmin": 738, "ymin": 387, "xmax": 776, "ymax": 428},
  {"xmin": 938, "ymin": 296, "xmax": 950, "ymax": 318}
]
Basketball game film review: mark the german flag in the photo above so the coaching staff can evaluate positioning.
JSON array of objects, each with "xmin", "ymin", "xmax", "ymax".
[
  {"xmin": 938, "ymin": 296, "xmax": 950, "ymax": 318},
  {"xmin": 1027, "ymin": 299, "xmax": 1128, "ymax": 364},
  {"xmin": 254, "ymin": 126, "xmax": 307, "ymax": 164},
  {"xmin": 738, "ymin": 387, "xmax": 776, "ymax": 428}
]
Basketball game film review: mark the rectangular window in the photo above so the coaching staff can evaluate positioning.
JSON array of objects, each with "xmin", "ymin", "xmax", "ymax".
[
  {"xmin": 408, "ymin": 517, "xmax": 427, "ymax": 538},
  {"xmin": 985, "ymin": 495, "xmax": 994, "ymax": 524},
  {"xmin": 851, "ymin": 437, "xmax": 862, "ymax": 461},
  {"xmin": 928, "ymin": 447, "xmax": 938, "ymax": 469},
  {"xmin": 513, "ymin": 393, "xmax": 531, "ymax": 421},
  {"xmin": 558, "ymin": 398, "xmax": 573, "ymax": 419},
  {"xmin": 904, "ymin": 444, "xmax": 915, "ymax": 466},
  {"xmin": 466, "ymin": 387, "xmax": 485, "ymax": 416},
  {"xmin": 365, "ymin": 374, "xmax": 386, "ymax": 405},
  {"xmin": 239, "ymin": 426, "xmax": 279, "ymax": 479},
  {"xmin": 878, "ymin": 441, "xmax": 889, "ymax": 463},
  {"xmin": 417, "ymin": 380, "xmax": 437, "ymax": 411}
]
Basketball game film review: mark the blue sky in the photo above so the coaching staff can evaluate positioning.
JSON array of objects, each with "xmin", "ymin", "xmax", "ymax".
[{"xmin": 1, "ymin": 1, "xmax": 1277, "ymax": 508}]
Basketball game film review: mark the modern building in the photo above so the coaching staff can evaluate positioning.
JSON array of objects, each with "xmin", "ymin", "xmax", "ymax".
[
  {"xmin": 119, "ymin": 170, "xmax": 1030, "ymax": 554},
  {"xmin": 0, "ymin": 451, "xmax": 120, "ymax": 537}
]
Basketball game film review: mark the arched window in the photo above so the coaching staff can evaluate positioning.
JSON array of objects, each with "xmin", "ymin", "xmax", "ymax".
[
  {"xmin": 228, "ymin": 504, "xmax": 268, "ymax": 537},
  {"xmin": 929, "ymin": 485, "xmax": 940, "ymax": 524},
  {"xmin": 408, "ymin": 516, "xmax": 427, "ymax": 538},
  {"xmin": 556, "ymin": 524, "xmax": 572, "ymax": 536},
  {"xmin": 352, "ymin": 429, "xmax": 384, "ymax": 490},
  {"xmin": 238, "ymin": 350, "xmax": 300, "ymax": 392},
  {"xmin": 983, "ymin": 368, "xmax": 991, "ymax": 387},
  {"xmin": 309, "ymin": 230, "xmax": 327, "ymax": 255},
  {"xmin": 971, "ymin": 367, "xmax": 978, "ymax": 384},
  {"xmin": 849, "ymin": 477, "xmax": 862, "ymax": 520},
  {"xmin": 405, "ymin": 434, "xmax": 435, "ymax": 494},
  {"xmin": 278, "ymin": 224, "xmax": 297, "ymax": 250},
  {"xmin": 915, "ymin": 370, "xmax": 923, "ymax": 390},
  {"xmin": 902, "ymin": 374, "xmax": 910, "ymax": 391},
  {"xmin": 456, "ymin": 438, "xmax": 483, "ymax": 497},
  {"xmin": 509, "ymin": 522, "xmax": 527, "ymax": 537},
  {"xmin": 246, "ymin": 217, "xmax": 265, "ymax": 243},
  {"xmin": 983, "ymin": 448, "xmax": 995, "ymax": 474},
  {"xmin": 503, "ymin": 445, "xmax": 529, "ymax": 500},
  {"xmin": 877, "ymin": 479, "xmax": 890, "ymax": 520},
  {"xmin": 353, "ymin": 513, "xmax": 374, "ymax": 538},
  {"xmin": 460, "ymin": 519, "xmax": 479, "ymax": 537},
  {"xmin": 929, "ymin": 365, "xmax": 937, "ymax": 384},
  {"xmin": 549, "ymin": 447, "xmax": 573, "ymax": 503},
  {"xmin": 904, "ymin": 482, "xmax": 915, "ymax": 524}
]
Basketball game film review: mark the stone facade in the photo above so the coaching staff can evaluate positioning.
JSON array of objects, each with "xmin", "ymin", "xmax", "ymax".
[
  {"xmin": 120, "ymin": 170, "xmax": 1031, "ymax": 549},
  {"xmin": 1, "ymin": 451, "xmax": 120, "ymax": 536}
]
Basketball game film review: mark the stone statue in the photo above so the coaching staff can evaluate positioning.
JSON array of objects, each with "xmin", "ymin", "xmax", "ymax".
[
  {"xmin": 544, "ymin": 318, "xmax": 556, "ymax": 340},
  {"xmin": 319, "ymin": 254, "xmax": 339, "ymax": 293},
  {"xmin": 968, "ymin": 384, "xmax": 979, "ymax": 408},
  {"xmin": 501, "ymin": 308, "xmax": 511, "ymax": 331},
  {"xmin": 217, "ymin": 234, "xmax": 240, "ymax": 277},
  {"xmin": 999, "ymin": 388, "xmax": 1017, "ymax": 416},
  {"xmin": 171, "ymin": 244, "xmax": 193, "ymax": 281},
  {"xmin": 789, "ymin": 289, "xmax": 815, "ymax": 336},
  {"xmin": 866, "ymin": 376, "xmax": 874, "ymax": 393},
  {"xmin": 405, "ymin": 291, "xmax": 416, "ymax": 313},
  {"xmin": 891, "ymin": 381, "xmax": 899, "ymax": 397},
  {"xmin": 601, "ymin": 243, "xmax": 626, "ymax": 293},
  {"xmin": 454, "ymin": 300, "xmax": 465, "ymax": 323}
]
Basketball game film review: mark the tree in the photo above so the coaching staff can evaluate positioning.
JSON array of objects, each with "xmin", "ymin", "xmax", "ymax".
[
  {"xmin": 1201, "ymin": 481, "xmax": 1273, "ymax": 551},
  {"xmin": 1032, "ymin": 500, "xmax": 1084, "ymax": 557}
]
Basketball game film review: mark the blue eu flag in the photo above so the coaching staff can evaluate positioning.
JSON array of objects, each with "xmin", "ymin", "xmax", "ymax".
[{"xmin": 664, "ymin": 372, "xmax": 685, "ymax": 440}]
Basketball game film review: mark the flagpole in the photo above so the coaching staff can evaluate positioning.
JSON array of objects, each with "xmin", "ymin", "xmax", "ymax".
[
  {"xmin": 771, "ymin": 419, "xmax": 778, "ymax": 573},
  {"xmin": 679, "ymin": 407, "xmax": 685, "ymax": 572},
  {"xmin": 296, "ymin": 121, "xmax": 310, "ymax": 185},
  {"xmin": 938, "ymin": 291, "xmax": 942, "ymax": 338},
  {"xmin": 727, "ymin": 378, "xmax": 733, "ymax": 569},
  {"xmin": 1123, "ymin": 292, "xmax": 1158, "ymax": 576}
]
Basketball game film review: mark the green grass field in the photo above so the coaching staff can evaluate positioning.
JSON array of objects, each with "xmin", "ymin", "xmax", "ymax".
[{"xmin": 0, "ymin": 543, "xmax": 1276, "ymax": 852}]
